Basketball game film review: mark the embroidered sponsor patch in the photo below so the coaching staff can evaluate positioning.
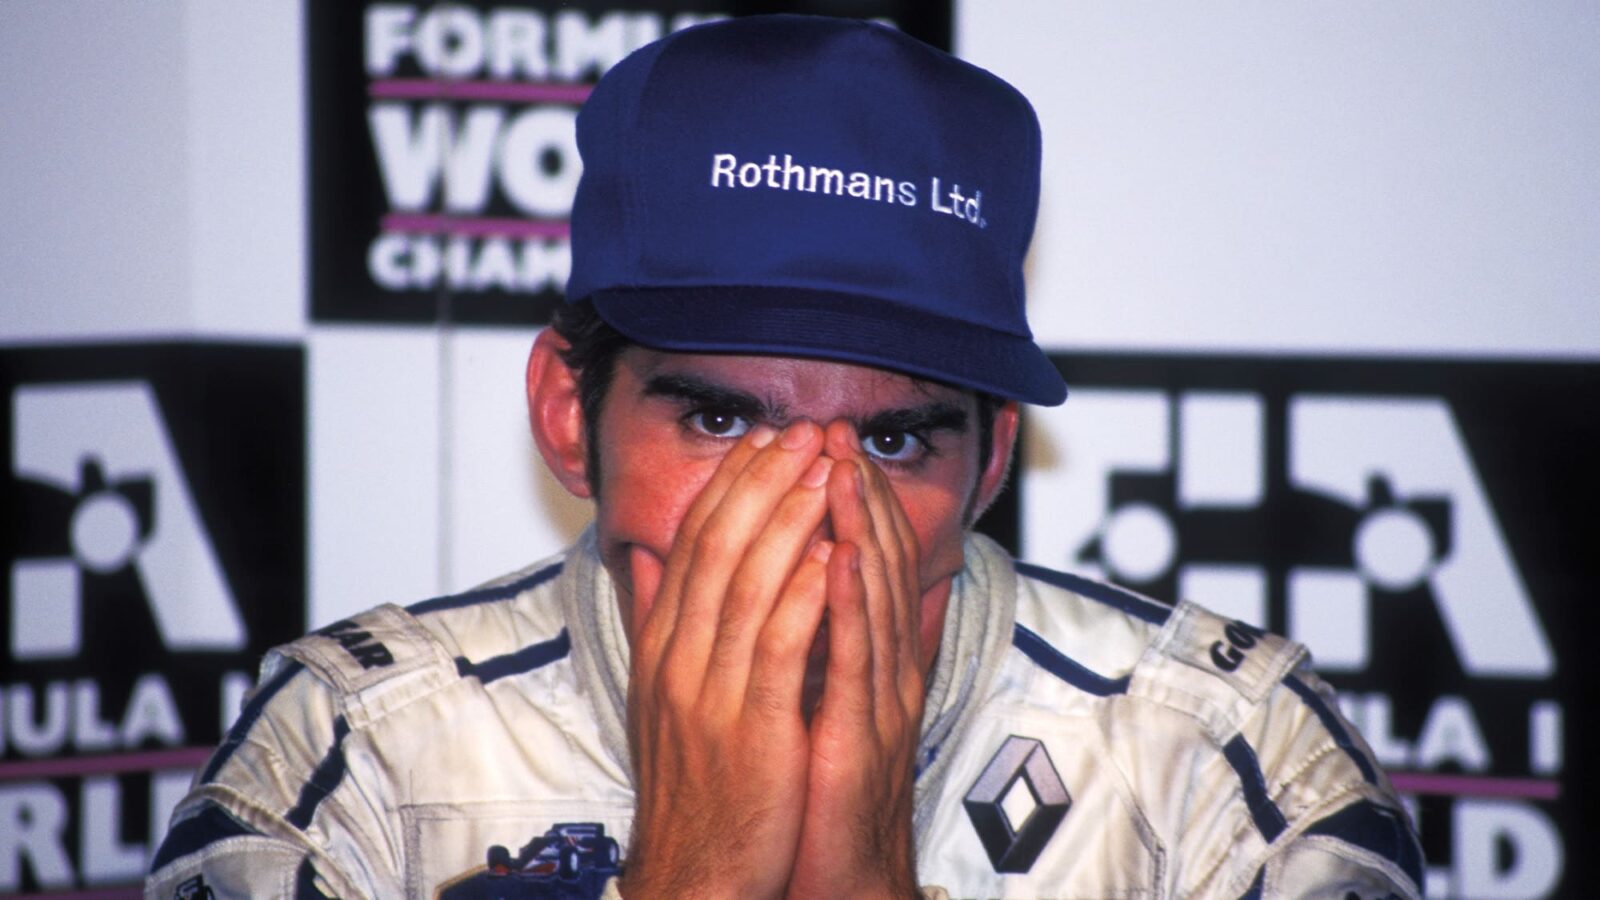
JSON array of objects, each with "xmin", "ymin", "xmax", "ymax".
[
  {"xmin": 963, "ymin": 736, "xmax": 1071, "ymax": 874},
  {"xmin": 173, "ymin": 875, "xmax": 214, "ymax": 900},
  {"xmin": 316, "ymin": 618, "xmax": 395, "ymax": 669}
]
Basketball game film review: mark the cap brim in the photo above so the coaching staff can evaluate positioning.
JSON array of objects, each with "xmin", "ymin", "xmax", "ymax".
[{"xmin": 588, "ymin": 286, "xmax": 1067, "ymax": 406}]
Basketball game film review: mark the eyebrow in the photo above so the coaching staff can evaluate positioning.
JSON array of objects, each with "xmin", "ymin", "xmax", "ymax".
[
  {"xmin": 859, "ymin": 403, "xmax": 969, "ymax": 438},
  {"xmin": 642, "ymin": 373, "xmax": 781, "ymax": 422},
  {"xmin": 642, "ymin": 372, "xmax": 968, "ymax": 436}
]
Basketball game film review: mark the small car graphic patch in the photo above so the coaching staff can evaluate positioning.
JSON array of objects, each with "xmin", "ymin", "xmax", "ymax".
[{"xmin": 437, "ymin": 822, "xmax": 623, "ymax": 899}]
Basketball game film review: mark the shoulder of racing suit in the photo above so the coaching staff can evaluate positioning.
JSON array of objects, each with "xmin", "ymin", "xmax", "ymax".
[
  {"xmin": 146, "ymin": 552, "xmax": 575, "ymax": 899},
  {"xmin": 997, "ymin": 562, "xmax": 1423, "ymax": 899}
]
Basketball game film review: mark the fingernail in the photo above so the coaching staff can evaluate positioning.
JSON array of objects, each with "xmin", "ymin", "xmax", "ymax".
[
  {"xmin": 853, "ymin": 463, "xmax": 865, "ymax": 493},
  {"xmin": 810, "ymin": 540, "xmax": 834, "ymax": 563},
  {"xmin": 780, "ymin": 420, "xmax": 815, "ymax": 449},
  {"xmin": 750, "ymin": 424, "xmax": 778, "ymax": 448},
  {"xmin": 800, "ymin": 456, "xmax": 833, "ymax": 488}
]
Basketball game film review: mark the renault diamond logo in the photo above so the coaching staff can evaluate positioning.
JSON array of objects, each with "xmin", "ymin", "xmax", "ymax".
[{"xmin": 963, "ymin": 735, "xmax": 1071, "ymax": 873}]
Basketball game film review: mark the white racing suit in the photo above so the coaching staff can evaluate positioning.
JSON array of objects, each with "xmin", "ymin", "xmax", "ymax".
[{"xmin": 147, "ymin": 529, "xmax": 1422, "ymax": 899}]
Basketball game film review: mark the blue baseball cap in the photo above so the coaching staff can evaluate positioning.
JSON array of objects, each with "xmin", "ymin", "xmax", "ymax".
[{"xmin": 566, "ymin": 15, "xmax": 1066, "ymax": 406}]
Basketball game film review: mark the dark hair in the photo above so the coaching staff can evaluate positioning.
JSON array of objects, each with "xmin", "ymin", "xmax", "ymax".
[
  {"xmin": 550, "ymin": 301, "xmax": 633, "ymax": 496},
  {"xmin": 548, "ymin": 301, "xmax": 1005, "ymax": 496}
]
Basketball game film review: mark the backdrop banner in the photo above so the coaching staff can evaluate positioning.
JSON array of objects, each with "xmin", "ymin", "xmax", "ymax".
[
  {"xmin": 1, "ymin": 343, "xmax": 307, "ymax": 894},
  {"xmin": 308, "ymin": 0, "xmax": 953, "ymax": 326},
  {"xmin": 1009, "ymin": 351, "xmax": 1594, "ymax": 898},
  {"xmin": 3, "ymin": 4, "xmax": 1587, "ymax": 898}
]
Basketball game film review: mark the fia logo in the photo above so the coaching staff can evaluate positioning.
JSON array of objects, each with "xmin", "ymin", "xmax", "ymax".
[
  {"xmin": 1, "ymin": 345, "xmax": 306, "ymax": 894},
  {"xmin": 10, "ymin": 381, "xmax": 245, "ymax": 658},
  {"xmin": 1021, "ymin": 389, "xmax": 1553, "ymax": 678}
]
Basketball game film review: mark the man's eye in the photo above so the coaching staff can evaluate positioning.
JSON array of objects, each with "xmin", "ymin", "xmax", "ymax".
[
  {"xmin": 688, "ymin": 410, "xmax": 752, "ymax": 438},
  {"xmin": 862, "ymin": 431, "xmax": 923, "ymax": 462}
]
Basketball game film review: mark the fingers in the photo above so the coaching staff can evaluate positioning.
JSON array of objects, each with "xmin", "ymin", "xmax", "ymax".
[
  {"xmin": 860, "ymin": 462, "xmax": 922, "ymax": 680},
  {"xmin": 848, "ymin": 468, "xmax": 900, "ymax": 700},
  {"xmin": 666, "ymin": 422, "xmax": 824, "ymax": 675},
  {"xmin": 746, "ymin": 540, "xmax": 832, "ymax": 717},
  {"xmin": 640, "ymin": 422, "xmax": 778, "ymax": 644},
  {"xmin": 822, "ymin": 420, "xmax": 919, "ymax": 594},
  {"xmin": 791, "ymin": 455, "xmax": 926, "ymax": 899},
  {"xmin": 707, "ymin": 455, "xmax": 833, "ymax": 688},
  {"xmin": 632, "ymin": 420, "xmax": 829, "ymax": 728},
  {"xmin": 628, "ymin": 544, "xmax": 665, "ymax": 622},
  {"xmin": 821, "ymin": 541, "xmax": 872, "ymax": 719},
  {"xmin": 824, "ymin": 454, "xmax": 872, "ymax": 548},
  {"xmin": 634, "ymin": 423, "xmax": 776, "ymax": 685},
  {"xmin": 823, "ymin": 422, "xmax": 924, "ymax": 725}
]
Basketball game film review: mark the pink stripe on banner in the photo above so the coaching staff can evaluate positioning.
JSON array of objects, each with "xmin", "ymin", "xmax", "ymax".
[
  {"xmin": 20, "ymin": 888, "xmax": 142, "ymax": 900},
  {"xmin": 0, "ymin": 746, "xmax": 212, "ymax": 781},
  {"xmin": 382, "ymin": 213, "xmax": 570, "ymax": 240},
  {"xmin": 1389, "ymin": 771, "xmax": 1561, "ymax": 800},
  {"xmin": 369, "ymin": 78, "xmax": 593, "ymax": 104}
]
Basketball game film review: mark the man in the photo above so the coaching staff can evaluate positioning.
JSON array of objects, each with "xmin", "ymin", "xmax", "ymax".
[{"xmin": 150, "ymin": 15, "xmax": 1422, "ymax": 899}]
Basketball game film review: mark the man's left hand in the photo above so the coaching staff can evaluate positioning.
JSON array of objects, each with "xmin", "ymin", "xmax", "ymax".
[{"xmin": 784, "ymin": 422, "xmax": 925, "ymax": 899}]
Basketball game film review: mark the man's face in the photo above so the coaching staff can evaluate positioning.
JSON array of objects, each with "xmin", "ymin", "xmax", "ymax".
[{"xmin": 588, "ymin": 347, "xmax": 1005, "ymax": 675}]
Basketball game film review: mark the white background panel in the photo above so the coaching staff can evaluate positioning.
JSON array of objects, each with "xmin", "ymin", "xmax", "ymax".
[
  {"xmin": 0, "ymin": 4, "xmax": 1591, "ymax": 895},
  {"xmin": 310, "ymin": 327, "xmax": 594, "ymax": 623},
  {"xmin": 1, "ymin": 0, "xmax": 305, "ymax": 343},
  {"xmin": 183, "ymin": 1, "xmax": 305, "ymax": 339},
  {"xmin": 1, "ymin": 3, "xmax": 192, "ymax": 339},
  {"xmin": 445, "ymin": 329, "xmax": 591, "ymax": 593},
  {"xmin": 309, "ymin": 328, "xmax": 444, "ymax": 627},
  {"xmin": 3, "ymin": 1, "xmax": 1591, "ymax": 624},
  {"xmin": 956, "ymin": 1, "xmax": 1600, "ymax": 356}
]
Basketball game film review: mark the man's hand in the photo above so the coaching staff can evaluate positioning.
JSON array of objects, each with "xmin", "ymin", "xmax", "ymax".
[
  {"xmin": 785, "ymin": 421, "xmax": 926, "ymax": 900},
  {"xmin": 621, "ymin": 421, "xmax": 835, "ymax": 899}
]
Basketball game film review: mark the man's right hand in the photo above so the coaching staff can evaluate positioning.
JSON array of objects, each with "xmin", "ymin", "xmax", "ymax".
[{"xmin": 620, "ymin": 421, "xmax": 834, "ymax": 899}]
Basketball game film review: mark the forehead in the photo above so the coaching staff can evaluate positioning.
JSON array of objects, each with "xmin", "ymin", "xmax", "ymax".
[{"xmin": 617, "ymin": 347, "xmax": 972, "ymax": 422}]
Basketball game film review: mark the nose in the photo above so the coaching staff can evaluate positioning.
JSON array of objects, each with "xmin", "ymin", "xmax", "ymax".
[{"xmin": 823, "ymin": 418, "xmax": 861, "ymax": 460}]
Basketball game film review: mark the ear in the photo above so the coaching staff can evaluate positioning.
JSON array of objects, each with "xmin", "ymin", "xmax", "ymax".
[
  {"xmin": 526, "ymin": 328, "xmax": 593, "ymax": 499},
  {"xmin": 972, "ymin": 401, "xmax": 1020, "ymax": 518}
]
